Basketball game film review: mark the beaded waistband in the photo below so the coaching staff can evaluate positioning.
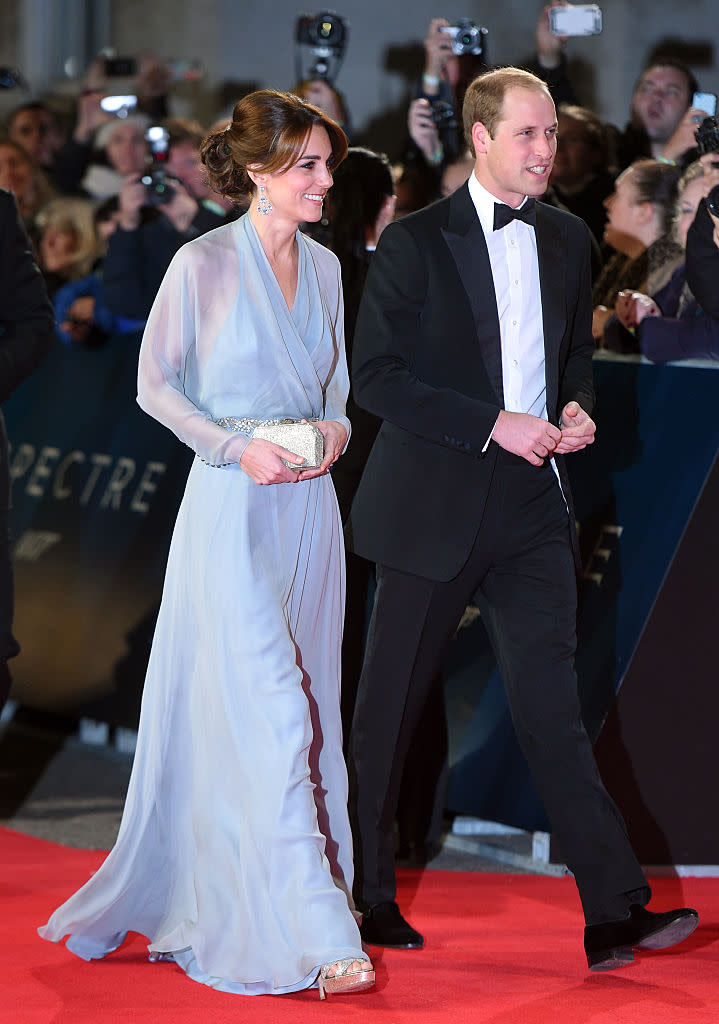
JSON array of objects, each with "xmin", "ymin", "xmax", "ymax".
[{"xmin": 217, "ymin": 415, "xmax": 319, "ymax": 434}]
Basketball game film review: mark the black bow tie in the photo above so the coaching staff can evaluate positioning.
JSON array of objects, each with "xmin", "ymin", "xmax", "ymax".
[{"xmin": 493, "ymin": 198, "xmax": 536, "ymax": 231}]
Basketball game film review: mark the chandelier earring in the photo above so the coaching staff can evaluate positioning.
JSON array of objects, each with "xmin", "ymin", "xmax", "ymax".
[{"xmin": 257, "ymin": 183, "xmax": 273, "ymax": 216}]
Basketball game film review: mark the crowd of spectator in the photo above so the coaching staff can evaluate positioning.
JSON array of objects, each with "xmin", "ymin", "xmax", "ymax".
[
  {"xmin": 0, "ymin": 54, "xmax": 246, "ymax": 350},
  {"xmin": 2, "ymin": 3, "xmax": 718, "ymax": 361}
]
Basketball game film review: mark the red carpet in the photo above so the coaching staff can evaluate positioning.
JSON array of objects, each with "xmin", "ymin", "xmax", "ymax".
[{"xmin": 2, "ymin": 826, "xmax": 717, "ymax": 1023}]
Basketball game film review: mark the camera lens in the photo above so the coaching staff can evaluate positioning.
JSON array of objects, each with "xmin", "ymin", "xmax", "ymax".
[
  {"xmin": 459, "ymin": 32, "xmax": 472, "ymax": 46},
  {"xmin": 707, "ymin": 184, "xmax": 719, "ymax": 218}
]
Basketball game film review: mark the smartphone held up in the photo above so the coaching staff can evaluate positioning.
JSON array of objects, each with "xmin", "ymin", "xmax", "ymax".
[
  {"xmin": 549, "ymin": 4, "xmax": 602, "ymax": 37},
  {"xmin": 693, "ymin": 92, "xmax": 718, "ymax": 118}
]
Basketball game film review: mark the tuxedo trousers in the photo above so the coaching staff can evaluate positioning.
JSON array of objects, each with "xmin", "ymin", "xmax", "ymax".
[{"xmin": 348, "ymin": 449, "xmax": 649, "ymax": 925}]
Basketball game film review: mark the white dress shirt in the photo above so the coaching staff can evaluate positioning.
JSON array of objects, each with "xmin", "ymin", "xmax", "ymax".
[
  {"xmin": 468, "ymin": 171, "xmax": 547, "ymax": 421},
  {"xmin": 467, "ymin": 172, "xmax": 562, "ymax": 486}
]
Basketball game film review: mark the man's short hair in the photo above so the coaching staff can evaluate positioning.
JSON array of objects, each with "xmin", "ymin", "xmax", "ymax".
[
  {"xmin": 462, "ymin": 67, "xmax": 553, "ymax": 156},
  {"xmin": 164, "ymin": 117, "xmax": 206, "ymax": 151}
]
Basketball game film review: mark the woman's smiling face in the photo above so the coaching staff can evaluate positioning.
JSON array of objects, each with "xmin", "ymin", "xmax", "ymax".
[{"xmin": 259, "ymin": 125, "xmax": 334, "ymax": 226}]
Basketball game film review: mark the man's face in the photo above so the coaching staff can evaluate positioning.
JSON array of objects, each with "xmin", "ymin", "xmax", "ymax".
[
  {"xmin": 9, "ymin": 108, "xmax": 63, "ymax": 165},
  {"xmin": 551, "ymin": 113, "xmax": 599, "ymax": 188},
  {"xmin": 631, "ymin": 65, "xmax": 691, "ymax": 144},
  {"xmin": 105, "ymin": 123, "xmax": 148, "ymax": 176},
  {"xmin": 473, "ymin": 86, "xmax": 557, "ymax": 207},
  {"xmin": 167, "ymin": 141, "xmax": 210, "ymax": 200}
]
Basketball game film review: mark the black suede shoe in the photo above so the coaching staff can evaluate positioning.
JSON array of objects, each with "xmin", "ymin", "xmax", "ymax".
[
  {"xmin": 584, "ymin": 904, "xmax": 699, "ymax": 971},
  {"xmin": 359, "ymin": 901, "xmax": 424, "ymax": 949}
]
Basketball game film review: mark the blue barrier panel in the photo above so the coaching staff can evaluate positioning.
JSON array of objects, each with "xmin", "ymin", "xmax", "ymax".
[
  {"xmin": 5, "ymin": 334, "xmax": 192, "ymax": 724},
  {"xmin": 446, "ymin": 357, "xmax": 719, "ymax": 832}
]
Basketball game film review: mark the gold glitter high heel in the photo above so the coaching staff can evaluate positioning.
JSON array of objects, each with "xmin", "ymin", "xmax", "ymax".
[{"xmin": 317, "ymin": 957, "xmax": 375, "ymax": 999}]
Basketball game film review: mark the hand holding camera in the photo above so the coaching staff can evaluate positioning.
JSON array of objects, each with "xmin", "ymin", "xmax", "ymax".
[
  {"xmin": 300, "ymin": 79, "xmax": 346, "ymax": 123},
  {"xmin": 662, "ymin": 103, "xmax": 717, "ymax": 164},
  {"xmin": 422, "ymin": 18, "xmax": 455, "ymax": 82},
  {"xmin": 536, "ymin": 3, "xmax": 570, "ymax": 69},
  {"xmin": 408, "ymin": 98, "xmax": 442, "ymax": 163},
  {"xmin": 118, "ymin": 171, "xmax": 197, "ymax": 234},
  {"xmin": 74, "ymin": 90, "xmax": 115, "ymax": 144},
  {"xmin": 155, "ymin": 178, "xmax": 198, "ymax": 234}
]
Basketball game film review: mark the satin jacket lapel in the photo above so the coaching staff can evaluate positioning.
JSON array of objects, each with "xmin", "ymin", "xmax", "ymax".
[
  {"xmin": 535, "ymin": 203, "xmax": 566, "ymax": 423},
  {"xmin": 441, "ymin": 184, "xmax": 504, "ymax": 406}
]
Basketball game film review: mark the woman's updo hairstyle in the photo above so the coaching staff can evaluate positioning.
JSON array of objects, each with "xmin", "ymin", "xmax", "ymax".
[
  {"xmin": 627, "ymin": 158, "xmax": 682, "ymax": 238},
  {"xmin": 201, "ymin": 89, "xmax": 348, "ymax": 204}
]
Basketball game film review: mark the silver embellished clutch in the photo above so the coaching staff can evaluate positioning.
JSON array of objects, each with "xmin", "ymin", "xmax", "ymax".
[
  {"xmin": 253, "ymin": 420, "xmax": 324, "ymax": 469},
  {"xmin": 216, "ymin": 416, "xmax": 324, "ymax": 469}
]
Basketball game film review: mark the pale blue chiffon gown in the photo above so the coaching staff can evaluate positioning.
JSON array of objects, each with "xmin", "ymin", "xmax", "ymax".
[{"xmin": 39, "ymin": 214, "xmax": 366, "ymax": 994}]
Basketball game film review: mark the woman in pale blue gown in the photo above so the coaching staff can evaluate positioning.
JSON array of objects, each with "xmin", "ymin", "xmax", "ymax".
[{"xmin": 39, "ymin": 89, "xmax": 375, "ymax": 1000}]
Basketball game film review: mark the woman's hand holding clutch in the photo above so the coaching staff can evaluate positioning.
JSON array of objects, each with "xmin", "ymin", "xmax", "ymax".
[
  {"xmin": 297, "ymin": 420, "xmax": 347, "ymax": 481},
  {"xmin": 239, "ymin": 438, "xmax": 307, "ymax": 485}
]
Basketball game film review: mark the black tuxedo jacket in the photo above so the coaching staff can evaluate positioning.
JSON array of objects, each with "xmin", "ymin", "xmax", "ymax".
[
  {"xmin": 0, "ymin": 190, "xmax": 54, "ymax": 403},
  {"xmin": 347, "ymin": 181, "xmax": 595, "ymax": 582},
  {"xmin": 686, "ymin": 199, "xmax": 719, "ymax": 321},
  {"xmin": 0, "ymin": 189, "xmax": 54, "ymax": 662}
]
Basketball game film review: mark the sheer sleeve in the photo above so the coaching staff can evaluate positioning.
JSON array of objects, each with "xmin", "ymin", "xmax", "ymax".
[
  {"xmin": 316, "ymin": 249, "xmax": 351, "ymax": 451},
  {"xmin": 136, "ymin": 246, "xmax": 250, "ymax": 466}
]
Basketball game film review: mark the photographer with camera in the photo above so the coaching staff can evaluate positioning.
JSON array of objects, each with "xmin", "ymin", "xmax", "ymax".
[
  {"xmin": 406, "ymin": 17, "xmax": 488, "ymax": 179},
  {"xmin": 293, "ymin": 13, "xmax": 352, "ymax": 136},
  {"xmin": 51, "ymin": 52, "xmax": 172, "ymax": 197},
  {"xmin": 79, "ymin": 114, "xmax": 151, "ymax": 201},
  {"xmin": 102, "ymin": 120, "xmax": 227, "ymax": 322},
  {"xmin": 407, "ymin": 10, "xmax": 587, "ymax": 191}
]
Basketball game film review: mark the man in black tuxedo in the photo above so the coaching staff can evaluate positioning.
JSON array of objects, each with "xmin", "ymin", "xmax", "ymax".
[
  {"xmin": 0, "ymin": 189, "xmax": 54, "ymax": 710},
  {"xmin": 346, "ymin": 67, "xmax": 698, "ymax": 970}
]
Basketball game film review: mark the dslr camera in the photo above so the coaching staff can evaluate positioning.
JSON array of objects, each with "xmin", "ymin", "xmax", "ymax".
[
  {"xmin": 295, "ymin": 10, "xmax": 348, "ymax": 84},
  {"xmin": 693, "ymin": 117, "xmax": 719, "ymax": 218},
  {"xmin": 695, "ymin": 116, "xmax": 719, "ymax": 157},
  {"xmin": 429, "ymin": 100, "xmax": 458, "ymax": 129},
  {"xmin": 141, "ymin": 126, "xmax": 176, "ymax": 206},
  {"xmin": 440, "ymin": 19, "xmax": 488, "ymax": 57}
]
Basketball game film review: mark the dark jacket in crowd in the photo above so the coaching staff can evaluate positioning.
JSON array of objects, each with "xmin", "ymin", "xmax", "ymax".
[
  {"xmin": 602, "ymin": 259, "xmax": 719, "ymax": 360},
  {"xmin": 638, "ymin": 265, "xmax": 719, "ymax": 361},
  {"xmin": 686, "ymin": 199, "xmax": 719, "ymax": 320},
  {"xmin": 0, "ymin": 189, "xmax": 55, "ymax": 704},
  {"xmin": 102, "ymin": 204, "xmax": 226, "ymax": 321}
]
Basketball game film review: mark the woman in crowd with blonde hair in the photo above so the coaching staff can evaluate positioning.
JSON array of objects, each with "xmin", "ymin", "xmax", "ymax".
[{"xmin": 34, "ymin": 196, "xmax": 99, "ymax": 296}]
